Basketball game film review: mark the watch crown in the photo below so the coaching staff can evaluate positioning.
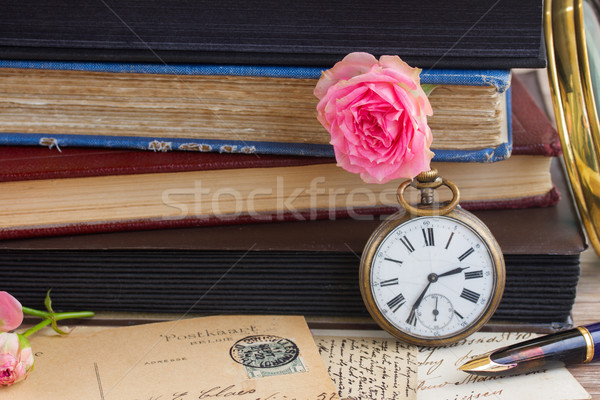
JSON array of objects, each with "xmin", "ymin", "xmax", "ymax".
[{"xmin": 416, "ymin": 169, "xmax": 439, "ymax": 183}]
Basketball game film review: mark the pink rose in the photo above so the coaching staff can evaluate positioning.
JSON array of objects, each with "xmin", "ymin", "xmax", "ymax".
[
  {"xmin": 314, "ymin": 52, "xmax": 434, "ymax": 184},
  {"xmin": 0, "ymin": 292, "xmax": 23, "ymax": 332},
  {"xmin": 0, "ymin": 332, "xmax": 34, "ymax": 387}
]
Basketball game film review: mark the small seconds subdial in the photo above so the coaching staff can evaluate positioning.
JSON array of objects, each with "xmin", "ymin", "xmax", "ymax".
[
  {"xmin": 369, "ymin": 216, "xmax": 497, "ymax": 342},
  {"xmin": 416, "ymin": 294, "xmax": 454, "ymax": 331}
]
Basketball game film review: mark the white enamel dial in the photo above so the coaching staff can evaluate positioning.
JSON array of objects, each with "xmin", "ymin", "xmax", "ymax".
[{"xmin": 369, "ymin": 215, "xmax": 496, "ymax": 340}]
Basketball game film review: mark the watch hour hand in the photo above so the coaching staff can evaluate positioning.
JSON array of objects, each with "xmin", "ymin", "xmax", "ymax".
[
  {"xmin": 437, "ymin": 266, "xmax": 470, "ymax": 278},
  {"xmin": 406, "ymin": 267, "xmax": 467, "ymax": 327}
]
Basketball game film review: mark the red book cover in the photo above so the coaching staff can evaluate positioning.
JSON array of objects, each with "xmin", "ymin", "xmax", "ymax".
[
  {"xmin": 0, "ymin": 147, "xmax": 334, "ymax": 182},
  {"xmin": 511, "ymin": 74, "xmax": 562, "ymax": 156},
  {"xmin": 469, "ymin": 74, "xmax": 561, "ymax": 211}
]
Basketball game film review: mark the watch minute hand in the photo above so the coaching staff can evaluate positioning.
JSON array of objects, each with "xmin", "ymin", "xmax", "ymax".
[
  {"xmin": 406, "ymin": 281, "xmax": 431, "ymax": 326},
  {"xmin": 415, "ymin": 281, "xmax": 432, "ymax": 307},
  {"xmin": 408, "ymin": 281, "xmax": 432, "ymax": 314}
]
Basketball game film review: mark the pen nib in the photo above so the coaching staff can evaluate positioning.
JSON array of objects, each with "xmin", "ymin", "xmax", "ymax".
[{"xmin": 459, "ymin": 352, "xmax": 518, "ymax": 376}]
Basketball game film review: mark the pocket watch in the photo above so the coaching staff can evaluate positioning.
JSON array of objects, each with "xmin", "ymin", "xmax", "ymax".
[{"xmin": 359, "ymin": 170, "xmax": 505, "ymax": 346}]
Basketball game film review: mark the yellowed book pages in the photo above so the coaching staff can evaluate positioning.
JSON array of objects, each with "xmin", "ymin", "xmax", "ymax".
[
  {"xmin": 0, "ymin": 68, "xmax": 506, "ymax": 150},
  {"xmin": 0, "ymin": 155, "xmax": 552, "ymax": 232}
]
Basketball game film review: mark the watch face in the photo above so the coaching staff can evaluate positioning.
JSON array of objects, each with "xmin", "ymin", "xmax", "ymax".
[{"xmin": 367, "ymin": 215, "xmax": 499, "ymax": 343}]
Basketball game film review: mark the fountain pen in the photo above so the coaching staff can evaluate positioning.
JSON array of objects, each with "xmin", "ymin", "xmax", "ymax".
[{"xmin": 459, "ymin": 322, "xmax": 600, "ymax": 376}]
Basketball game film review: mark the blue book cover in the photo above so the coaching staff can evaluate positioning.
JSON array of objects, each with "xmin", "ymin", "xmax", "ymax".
[{"xmin": 0, "ymin": 60, "xmax": 511, "ymax": 162}]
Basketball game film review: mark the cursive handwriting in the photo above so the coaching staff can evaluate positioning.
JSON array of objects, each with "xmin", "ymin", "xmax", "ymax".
[
  {"xmin": 315, "ymin": 336, "xmax": 417, "ymax": 400},
  {"xmin": 135, "ymin": 388, "xmax": 338, "ymax": 400},
  {"xmin": 418, "ymin": 332, "xmax": 534, "ymax": 356},
  {"xmin": 198, "ymin": 385, "xmax": 259, "ymax": 398},
  {"xmin": 417, "ymin": 332, "xmax": 537, "ymax": 378},
  {"xmin": 413, "ymin": 331, "xmax": 589, "ymax": 400},
  {"xmin": 443, "ymin": 389, "xmax": 504, "ymax": 400}
]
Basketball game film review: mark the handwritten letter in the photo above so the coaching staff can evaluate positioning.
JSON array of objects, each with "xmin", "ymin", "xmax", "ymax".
[
  {"xmin": 417, "ymin": 332, "xmax": 590, "ymax": 400},
  {"xmin": 315, "ymin": 336, "xmax": 417, "ymax": 400}
]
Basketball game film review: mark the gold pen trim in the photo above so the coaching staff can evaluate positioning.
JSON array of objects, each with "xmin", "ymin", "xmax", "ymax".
[
  {"xmin": 458, "ymin": 352, "xmax": 517, "ymax": 374},
  {"xmin": 576, "ymin": 326, "xmax": 594, "ymax": 363}
]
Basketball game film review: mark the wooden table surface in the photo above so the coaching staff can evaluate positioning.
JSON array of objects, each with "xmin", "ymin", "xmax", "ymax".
[{"xmin": 568, "ymin": 249, "xmax": 600, "ymax": 399}]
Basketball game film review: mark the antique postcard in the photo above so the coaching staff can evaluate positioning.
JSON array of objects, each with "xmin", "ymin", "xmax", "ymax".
[{"xmin": 5, "ymin": 315, "xmax": 339, "ymax": 400}]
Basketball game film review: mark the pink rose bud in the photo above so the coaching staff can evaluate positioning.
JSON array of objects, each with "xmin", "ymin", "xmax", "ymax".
[
  {"xmin": 314, "ymin": 52, "xmax": 434, "ymax": 184},
  {"xmin": 0, "ymin": 292, "xmax": 23, "ymax": 332},
  {"xmin": 0, "ymin": 332, "xmax": 34, "ymax": 387}
]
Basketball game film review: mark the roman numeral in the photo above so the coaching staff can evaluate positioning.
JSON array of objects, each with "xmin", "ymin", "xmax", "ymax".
[
  {"xmin": 460, "ymin": 288, "xmax": 481, "ymax": 304},
  {"xmin": 454, "ymin": 310, "xmax": 464, "ymax": 319},
  {"xmin": 400, "ymin": 236, "xmax": 415, "ymax": 253},
  {"xmin": 458, "ymin": 247, "xmax": 475, "ymax": 261},
  {"xmin": 379, "ymin": 278, "xmax": 399, "ymax": 287},
  {"xmin": 386, "ymin": 293, "xmax": 406, "ymax": 312},
  {"xmin": 384, "ymin": 257, "xmax": 403, "ymax": 265},
  {"xmin": 406, "ymin": 309, "xmax": 417, "ymax": 326},
  {"xmin": 465, "ymin": 270, "xmax": 484, "ymax": 280},
  {"xmin": 422, "ymin": 228, "xmax": 435, "ymax": 246},
  {"xmin": 445, "ymin": 232, "xmax": 455, "ymax": 249}
]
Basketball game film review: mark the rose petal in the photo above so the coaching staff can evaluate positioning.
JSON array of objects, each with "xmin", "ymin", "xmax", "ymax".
[
  {"xmin": 313, "ymin": 52, "xmax": 378, "ymax": 99},
  {"xmin": 0, "ymin": 292, "xmax": 23, "ymax": 332},
  {"xmin": 0, "ymin": 333, "xmax": 34, "ymax": 387},
  {"xmin": 379, "ymin": 55, "xmax": 421, "ymax": 88}
]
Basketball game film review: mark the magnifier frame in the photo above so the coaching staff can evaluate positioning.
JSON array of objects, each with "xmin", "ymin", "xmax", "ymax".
[{"xmin": 545, "ymin": 0, "xmax": 600, "ymax": 256}]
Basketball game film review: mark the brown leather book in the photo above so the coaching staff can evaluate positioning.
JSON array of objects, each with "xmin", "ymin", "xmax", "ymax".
[{"xmin": 0, "ymin": 159, "xmax": 585, "ymax": 327}]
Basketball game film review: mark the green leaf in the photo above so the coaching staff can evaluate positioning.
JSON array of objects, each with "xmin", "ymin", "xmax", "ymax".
[
  {"xmin": 44, "ymin": 290, "xmax": 54, "ymax": 314},
  {"xmin": 50, "ymin": 318, "xmax": 71, "ymax": 335},
  {"xmin": 421, "ymin": 84, "xmax": 438, "ymax": 97},
  {"xmin": 17, "ymin": 333, "xmax": 32, "ymax": 349}
]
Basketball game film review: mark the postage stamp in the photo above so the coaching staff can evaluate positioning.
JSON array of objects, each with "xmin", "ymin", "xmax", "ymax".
[
  {"xmin": 244, "ymin": 357, "xmax": 307, "ymax": 378},
  {"xmin": 229, "ymin": 335, "xmax": 307, "ymax": 378}
]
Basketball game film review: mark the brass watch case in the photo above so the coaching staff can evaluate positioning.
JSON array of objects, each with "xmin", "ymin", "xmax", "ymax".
[{"xmin": 359, "ymin": 206, "xmax": 506, "ymax": 347}]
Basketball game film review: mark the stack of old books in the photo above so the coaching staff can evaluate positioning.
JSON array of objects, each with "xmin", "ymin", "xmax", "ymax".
[{"xmin": 0, "ymin": 0, "xmax": 585, "ymax": 329}]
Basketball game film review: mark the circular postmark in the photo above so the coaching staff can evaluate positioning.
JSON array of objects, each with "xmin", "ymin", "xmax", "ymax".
[{"xmin": 229, "ymin": 335, "xmax": 299, "ymax": 368}]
